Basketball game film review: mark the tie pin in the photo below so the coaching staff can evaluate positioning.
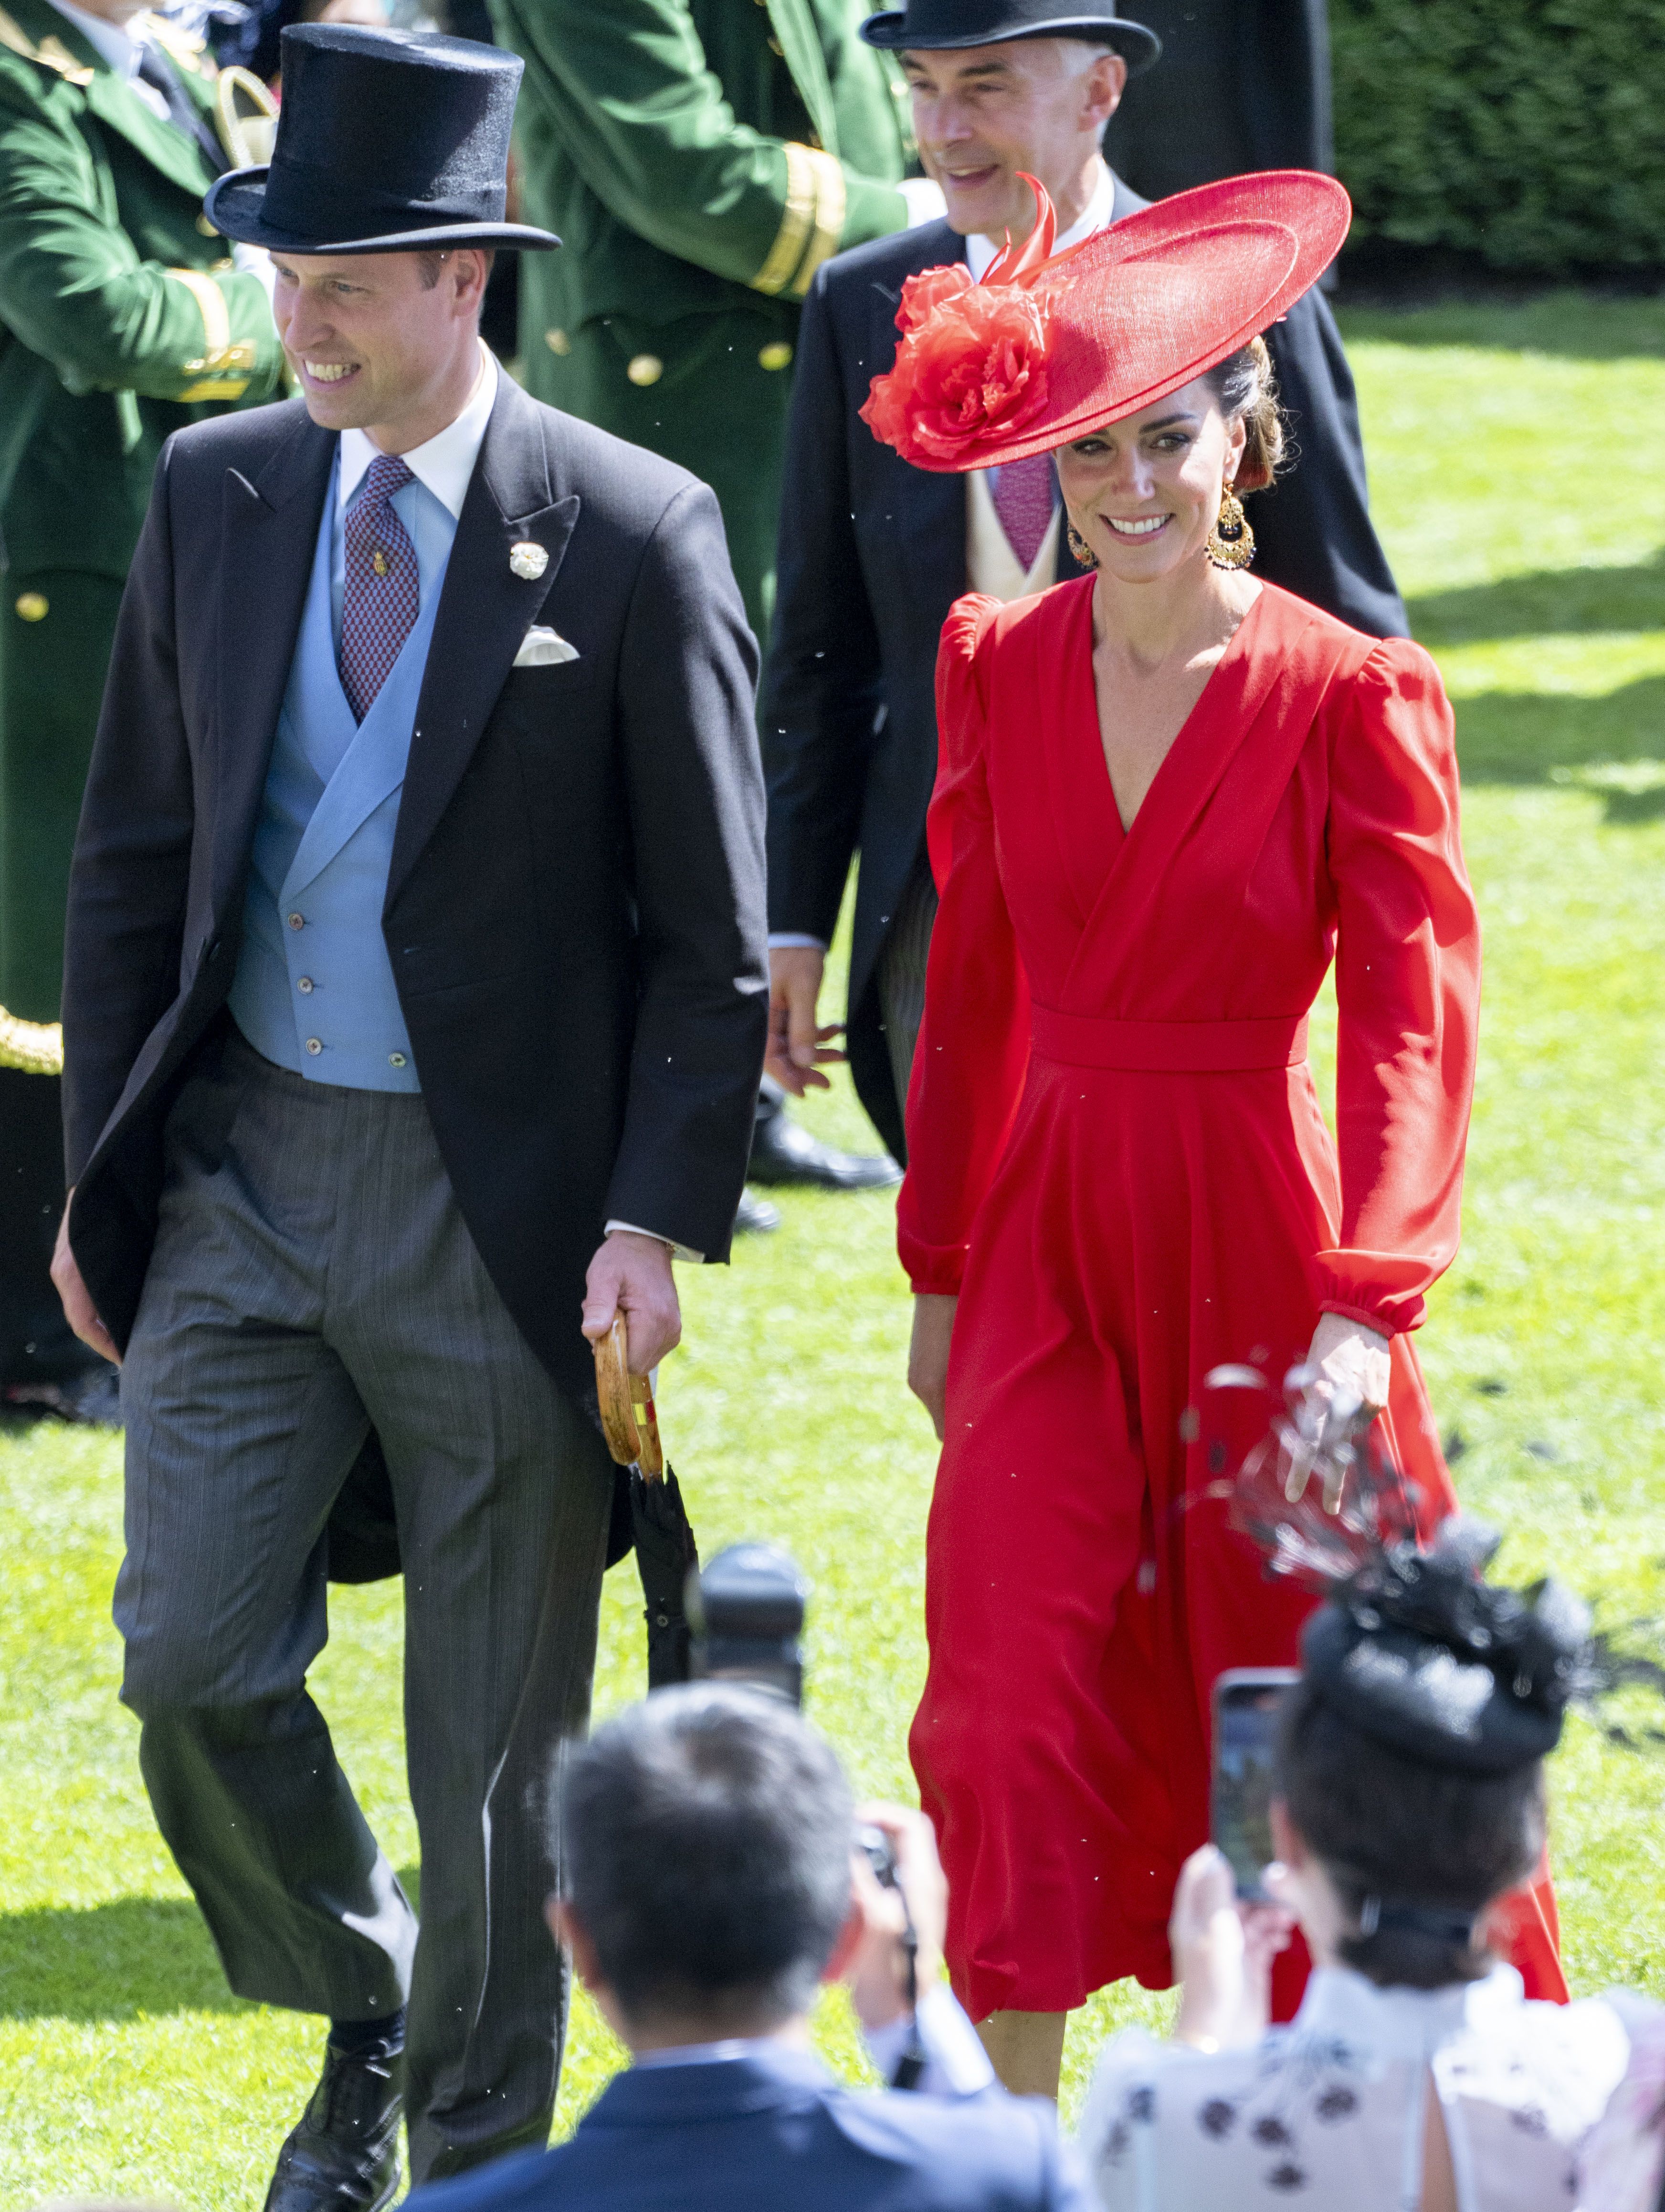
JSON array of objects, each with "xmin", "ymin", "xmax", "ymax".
[{"xmin": 372, "ymin": 550, "xmax": 389, "ymax": 577}]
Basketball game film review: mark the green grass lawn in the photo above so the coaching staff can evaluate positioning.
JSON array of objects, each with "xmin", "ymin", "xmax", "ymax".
[{"xmin": 4, "ymin": 291, "xmax": 1665, "ymax": 2203}]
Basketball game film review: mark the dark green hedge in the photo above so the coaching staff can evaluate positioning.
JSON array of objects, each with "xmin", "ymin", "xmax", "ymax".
[{"xmin": 1331, "ymin": 0, "xmax": 1665, "ymax": 274}]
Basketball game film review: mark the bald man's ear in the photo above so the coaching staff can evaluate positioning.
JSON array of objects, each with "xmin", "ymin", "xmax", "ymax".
[{"xmin": 1088, "ymin": 50, "xmax": 1128, "ymax": 132}]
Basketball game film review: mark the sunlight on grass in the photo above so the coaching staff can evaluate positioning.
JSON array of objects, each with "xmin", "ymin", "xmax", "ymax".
[{"xmin": 2, "ymin": 298, "xmax": 1664, "ymax": 2203}]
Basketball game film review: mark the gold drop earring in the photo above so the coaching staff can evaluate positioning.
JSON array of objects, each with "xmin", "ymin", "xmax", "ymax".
[
  {"xmin": 1065, "ymin": 519, "xmax": 1098, "ymax": 571},
  {"xmin": 1205, "ymin": 480, "xmax": 1255, "ymax": 571}
]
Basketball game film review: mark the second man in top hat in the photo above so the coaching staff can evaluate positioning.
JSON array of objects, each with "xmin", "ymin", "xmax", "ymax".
[{"xmin": 763, "ymin": 0, "xmax": 1407, "ymax": 1164}]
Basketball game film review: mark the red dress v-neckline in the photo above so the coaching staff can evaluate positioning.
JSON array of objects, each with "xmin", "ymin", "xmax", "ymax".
[{"xmin": 1074, "ymin": 578, "xmax": 1269, "ymax": 844}]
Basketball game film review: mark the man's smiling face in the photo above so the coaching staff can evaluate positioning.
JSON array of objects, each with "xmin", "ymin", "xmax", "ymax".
[
  {"xmin": 903, "ymin": 37, "xmax": 1127, "ymax": 244},
  {"xmin": 270, "ymin": 248, "xmax": 488, "ymax": 444}
]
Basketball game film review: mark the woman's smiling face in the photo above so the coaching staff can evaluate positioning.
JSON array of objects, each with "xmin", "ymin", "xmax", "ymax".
[{"xmin": 1054, "ymin": 376, "xmax": 1248, "ymax": 583}]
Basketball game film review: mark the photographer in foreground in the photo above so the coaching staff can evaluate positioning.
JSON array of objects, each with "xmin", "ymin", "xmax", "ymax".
[
  {"xmin": 1079, "ymin": 1515, "xmax": 1662, "ymax": 2212},
  {"xmin": 410, "ymin": 1684, "xmax": 1088, "ymax": 2212}
]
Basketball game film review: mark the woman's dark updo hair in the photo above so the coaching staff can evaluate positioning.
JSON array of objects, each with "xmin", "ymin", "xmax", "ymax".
[
  {"xmin": 1203, "ymin": 335, "xmax": 1285, "ymax": 492},
  {"xmin": 1275, "ymin": 1675, "xmax": 1547, "ymax": 1990}
]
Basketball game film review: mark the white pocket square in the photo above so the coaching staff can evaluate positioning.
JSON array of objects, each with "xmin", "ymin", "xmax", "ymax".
[{"xmin": 513, "ymin": 625, "xmax": 580, "ymax": 667}]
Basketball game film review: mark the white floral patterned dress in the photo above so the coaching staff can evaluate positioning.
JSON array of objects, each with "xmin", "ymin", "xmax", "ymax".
[{"xmin": 1080, "ymin": 1964, "xmax": 1645, "ymax": 2212}]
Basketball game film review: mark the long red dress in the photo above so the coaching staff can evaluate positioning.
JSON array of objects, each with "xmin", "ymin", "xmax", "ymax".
[{"xmin": 899, "ymin": 579, "xmax": 1563, "ymax": 2019}]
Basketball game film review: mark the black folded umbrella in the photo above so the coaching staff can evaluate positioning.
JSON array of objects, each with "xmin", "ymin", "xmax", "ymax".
[
  {"xmin": 631, "ymin": 1467, "xmax": 700, "ymax": 1688},
  {"xmin": 596, "ymin": 1317, "xmax": 700, "ymax": 1689}
]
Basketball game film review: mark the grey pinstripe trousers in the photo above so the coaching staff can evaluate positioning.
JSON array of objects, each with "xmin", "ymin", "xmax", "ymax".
[{"xmin": 116, "ymin": 1027, "xmax": 613, "ymax": 2181}]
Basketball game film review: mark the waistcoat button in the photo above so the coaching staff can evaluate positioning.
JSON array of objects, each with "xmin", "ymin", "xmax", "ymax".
[{"xmin": 305, "ymin": 1037, "xmax": 322, "ymax": 1056}]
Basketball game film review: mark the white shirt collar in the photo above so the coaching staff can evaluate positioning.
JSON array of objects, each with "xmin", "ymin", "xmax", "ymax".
[
  {"xmin": 1294, "ymin": 1961, "xmax": 1527, "ymax": 2061},
  {"xmin": 45, "ymin": 0, "xmax": 140, "ymax": 80},
  {"xmin": 339, "ymin": 344, "xmax": 498, "ymax": 520},
  {"xmin": 631, "ymin": 2031, "xmax": 802, "ymax": 2070},
  {"xmin": 966, "ymin": 158, "xmax": 1116, "ymax": 282}
]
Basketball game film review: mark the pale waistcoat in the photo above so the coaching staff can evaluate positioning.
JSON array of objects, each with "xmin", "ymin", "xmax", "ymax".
[{"xmin": 228, "ymin": 468, "xmax": 449, "ymax": 1093}]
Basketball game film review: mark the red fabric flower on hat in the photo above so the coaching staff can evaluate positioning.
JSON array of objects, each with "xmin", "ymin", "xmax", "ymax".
[{"xmin": 860, "ymin": 176, "xmax": 1078, "ymax": 468}]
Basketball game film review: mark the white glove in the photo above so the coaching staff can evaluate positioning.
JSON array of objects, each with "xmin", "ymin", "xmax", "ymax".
[{"xmin": 1285, "ymin": 1312, "xmax": 1391, "ymax": 1509}]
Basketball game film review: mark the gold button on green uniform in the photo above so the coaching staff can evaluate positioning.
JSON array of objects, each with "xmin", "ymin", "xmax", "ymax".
[
  {"xmin": 545, "ymin": 328, "xmax": 570, "ymax": 355},
  {"xmin": 626, "ymin": 353, "xmax": 664, "ymax": 387},
  {"xmin": 758, "ymin": 341, "xmax": 793, "ymax": 371},
  {"xmin": 14, "ymin": 593, "xmax": 48, "ymax": 622}
]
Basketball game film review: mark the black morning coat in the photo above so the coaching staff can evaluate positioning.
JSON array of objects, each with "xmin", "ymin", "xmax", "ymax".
[
  {"xmin": 61, "ymin": 371, "xmax": 769, "ymax": 1415},
  {"xmin": 761, "ymin": 170, "xmax": 1408, "ymax": 1164}
]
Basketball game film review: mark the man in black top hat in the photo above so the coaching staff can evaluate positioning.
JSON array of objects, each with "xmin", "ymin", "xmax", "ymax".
[
  {"xmin": 53, "ymin": 24, "xmax": 766, "ymax": 2206},
  {"xmin": 761, "ymin": 0, "xmax": 1406, "ymax": 1164}
]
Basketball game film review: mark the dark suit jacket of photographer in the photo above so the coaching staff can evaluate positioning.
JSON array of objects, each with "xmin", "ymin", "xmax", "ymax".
[
  {"xmin": 761, "ymin": 173, "xmax": 1404, "ymax": 1162},
  {"xmin": 62, "ymin": 372, "xmax": 768, "ymax": 1415}
]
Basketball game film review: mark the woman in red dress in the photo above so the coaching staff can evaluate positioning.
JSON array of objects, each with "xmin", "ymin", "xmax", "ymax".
[{"xmin": 861, "ymin": 175, "xmax": 1563, "ymax": 2094}]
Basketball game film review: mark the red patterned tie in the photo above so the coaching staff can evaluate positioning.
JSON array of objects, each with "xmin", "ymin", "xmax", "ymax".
[
  {"xmin": 339, "ymin": 452, "xmax": 420, "ymax": 722},
  {"xmin": 988, "ymin": 451, "xmax": 1058, "ymax": 573}
]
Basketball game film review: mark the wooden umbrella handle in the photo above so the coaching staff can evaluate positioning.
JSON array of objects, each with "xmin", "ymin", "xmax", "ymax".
[{"xmin": 593, "ymin": 1314, "xmax": 664, "ymax": 1479}]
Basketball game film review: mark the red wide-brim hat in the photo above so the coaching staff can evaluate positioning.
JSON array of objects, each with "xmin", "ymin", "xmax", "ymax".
[{"xmin": 860, "ymin": 170, "xmax": 1351, "ymax": 473}]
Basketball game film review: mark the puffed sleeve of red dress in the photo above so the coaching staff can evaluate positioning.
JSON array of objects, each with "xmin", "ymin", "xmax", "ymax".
[
  {"xmin": 1318, "ymin": 637, "xmax": 1480, "ymax": 1338},
  {"xmin": 896, "ymin": 595, "xmax": 1031, "ymax": 1295}
]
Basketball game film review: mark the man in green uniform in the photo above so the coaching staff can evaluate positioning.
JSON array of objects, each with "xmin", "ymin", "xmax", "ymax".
[
  {"xmin": 0, "ymin": 0, "xmax": 284, "ymax": 1416},
  {"xmin": 494, "ymin": 0, "xmax": 925, "ymax": 641},
  {"xmin": 495, "ymin": 0, "xmax": 928, "ymax": 1198}
]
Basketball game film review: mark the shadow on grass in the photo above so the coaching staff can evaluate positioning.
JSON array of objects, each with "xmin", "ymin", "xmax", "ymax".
[
  {"xmin": 1336, "ymin": 291, "xmax": 1665, "ymax": 362},
  {"xmin": 1408, "ymin": 549, "xmax": 1665, "ymax": 646},
  {"xmin": 0, "ymin": 1868, "xmax": 421, "ymax": 2021},
  {"xmin": 1454, "ymin": 678, "xmax": 1665, "ymax": 811}
]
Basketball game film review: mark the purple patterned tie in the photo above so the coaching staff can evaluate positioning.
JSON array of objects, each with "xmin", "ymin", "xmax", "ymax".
[
  {"xmin": 339, "ymin": 452, "xmax": 420, "ymax": 722},
  {"xmin": 989, "ymin": 452, "xmax": 1058, "ymax": 572}
]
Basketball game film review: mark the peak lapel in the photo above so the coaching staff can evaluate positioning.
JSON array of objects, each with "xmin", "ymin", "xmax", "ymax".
[
  {"xmin": 212, "ymin": 410, "xmax": 335, "ymax": 908},
  {"xmin": 387, "ymin": 377, "xmax": 578, "ymax": 906}
]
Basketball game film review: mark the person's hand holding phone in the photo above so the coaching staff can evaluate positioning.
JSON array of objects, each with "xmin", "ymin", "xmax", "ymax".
[{"xmin": 1170, "ymin": 1843, "xmax": 1295, "ymax": 2052}]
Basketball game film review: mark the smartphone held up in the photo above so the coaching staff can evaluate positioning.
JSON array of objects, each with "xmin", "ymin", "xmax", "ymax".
[{"xmin": 1210, "ymin": 1668, "xmax": 1298, "ymax": 1902}]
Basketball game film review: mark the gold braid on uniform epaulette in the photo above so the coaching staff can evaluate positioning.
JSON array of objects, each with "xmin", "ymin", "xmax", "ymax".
[
  {"xmin": 0, "ymin": 5, "xmax": 92, "ymax": 83},
  {"xmin": 0, "ymin": 1005, "xmax": 64, "ymax": 1075}
]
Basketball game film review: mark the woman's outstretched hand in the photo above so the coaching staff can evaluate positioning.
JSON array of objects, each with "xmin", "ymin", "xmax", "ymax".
[
  {"xmin": 908, "ymin": 1294, "xmax": 957, "ymax": 1440},
  {"xmin": 1285, "ymin": 1311, "xmax": 1392, "ymax": 1509}
]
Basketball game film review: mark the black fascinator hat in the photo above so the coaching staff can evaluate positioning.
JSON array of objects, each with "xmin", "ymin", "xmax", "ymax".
[
  {"xmin": 1300, "ymin": 1519, "xmax": 1592, "ymax": 1775},
  {"xmin": 207, "ymin": 25, "xmax": 561, "ymax": 256},
  {"xmin": 1204, "ymin": 1362, "xmax": 1665, "ymax": 1777}
]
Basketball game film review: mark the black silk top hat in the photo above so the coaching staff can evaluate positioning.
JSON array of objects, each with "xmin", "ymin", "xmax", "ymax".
[
  {"xmin": 860, "ymin": 0, "xmax": 1160, "ymax": 73},
  {"xmin": 206, "ymin": 24, "xmax": 560, "ymax": 255}
]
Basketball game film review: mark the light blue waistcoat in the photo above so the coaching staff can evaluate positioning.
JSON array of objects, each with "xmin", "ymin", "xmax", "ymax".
[{"xmin": 229, "ymin": 462, "xmax": 450, "ymax": 1094}]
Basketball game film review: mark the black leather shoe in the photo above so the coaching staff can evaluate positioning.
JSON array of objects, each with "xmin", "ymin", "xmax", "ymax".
[
  {"xmin": 749, "ymin": 1102, "xmax": 900, "ymax": 1192},
  {"xmin": 263, "ymin": 2037, "xmax": 403, "ymax": 2212},
  {"xmin": 735, "ymin": 1187, "xmax": 781, "ymax": 1234}
]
